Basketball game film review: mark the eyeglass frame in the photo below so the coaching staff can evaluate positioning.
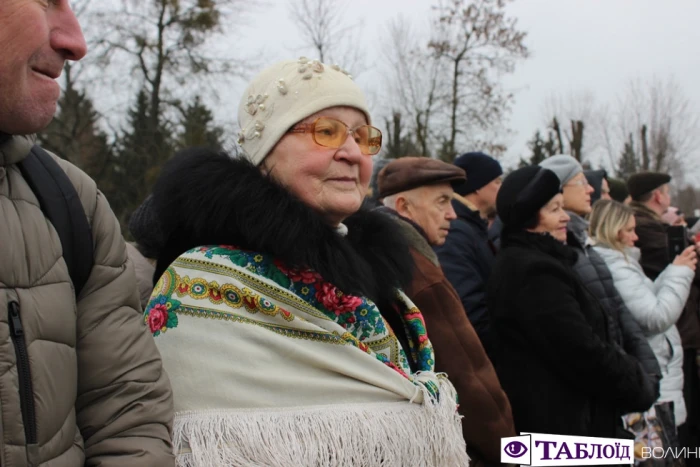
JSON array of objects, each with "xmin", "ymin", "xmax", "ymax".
[
  {"xmin": 564, "ymin": 177, "xmax": 591, "ymax": 188},
  {"xmin": 287, "ymin": 116, "xmax": 383, "ymax": 155}
]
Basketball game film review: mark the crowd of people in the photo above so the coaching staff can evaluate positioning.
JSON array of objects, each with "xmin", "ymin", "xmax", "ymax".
[{"xmin": 1, "ymin": 1, "xmax": 699, "ymax": 466}]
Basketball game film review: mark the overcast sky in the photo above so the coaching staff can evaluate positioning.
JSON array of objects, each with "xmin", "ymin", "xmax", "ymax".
[
  {"xmin": 211, "ymin": 0, "xmax": 699, "ymax": 181},
  {"xmin": 84, "ymin": 0, "xmax": 700, "ymax": 183}
]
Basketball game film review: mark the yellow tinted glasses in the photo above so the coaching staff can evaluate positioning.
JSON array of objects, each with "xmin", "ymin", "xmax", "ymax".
[{"xmin": 288, "ymin": 117, "xmax": 382, "ymax": 155}]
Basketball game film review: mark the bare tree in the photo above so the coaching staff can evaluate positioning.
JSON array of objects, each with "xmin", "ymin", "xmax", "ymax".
[
  {"xmin": 288, "ymin": 0, "xmax": 363, "ymax": 74},
  {"xmin": 380, "ymin": 16, "xmax": 446, "ymax": 158},
  {"xmin": 603, "ymin": 77, "xmax": 700, "ymax": 182},
  {"xmin": 541, "ymin": 90, "xmax": 598, "ymax": 162},
  {"xmin": 428, "ymin": 0, "xmax": 529, "ymax": 160},
  {"xmin": 88, "ymin": 0, "xmax": 257, "ymax": 135},
  {"xmin": 380, "ymin": 2, "xmax": 528, "ymax": 161}
]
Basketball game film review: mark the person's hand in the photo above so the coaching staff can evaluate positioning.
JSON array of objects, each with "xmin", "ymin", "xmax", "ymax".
[{"xmin": 673, "ymin": 245, "xmax": 697, "ymax": 271}]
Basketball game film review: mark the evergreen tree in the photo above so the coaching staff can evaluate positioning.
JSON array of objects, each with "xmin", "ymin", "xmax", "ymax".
[
  {"xmin": 38, "ymin": 65, "xmax": 113, "ymax": 188},
  {"xmin": 176, "ymin": 96, "xmax": 225, "ymax": 151},
  {"xmin": 617, "ymin": 132, "xmax": 638, "ymax": 179},
  {"xmin": 112, "ymin": 89, "xmax": 174, "ymax": 231},
  {"xmin": 519, "ymin": 130, "xmax": 557, "ymax": 167}
]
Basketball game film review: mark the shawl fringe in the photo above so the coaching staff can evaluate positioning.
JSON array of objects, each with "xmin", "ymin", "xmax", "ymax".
[{"xmin": 173, "ymin": 379, "xmax": 469, "ymax": 467}]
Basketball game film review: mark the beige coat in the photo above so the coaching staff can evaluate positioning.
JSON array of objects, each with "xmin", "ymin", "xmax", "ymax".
[
  {"xmin": 126, "ymin": 243, "xmax": 157, "ymax": 309},
  {"xmin": 0, "ymin": 135, "xmax": 174, "ymax": 466}
]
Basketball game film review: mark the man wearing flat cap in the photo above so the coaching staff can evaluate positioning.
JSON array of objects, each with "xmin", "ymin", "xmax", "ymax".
[
  {"xmin": 629, "ymin": 171, "xmax": 700, "ymax": 455},
  {"xmin": 378, "ymin": 157, "xmax": 515, "ymax": 466}
]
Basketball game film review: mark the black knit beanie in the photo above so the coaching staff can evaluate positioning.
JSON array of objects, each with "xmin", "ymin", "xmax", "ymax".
[
  {"xmin": 453, "ymin": 152, "xmax": 503, "ymax": 196},
  {"xmin": 497, "ymin": 166, "xmax": 561, "ymax": 230}
]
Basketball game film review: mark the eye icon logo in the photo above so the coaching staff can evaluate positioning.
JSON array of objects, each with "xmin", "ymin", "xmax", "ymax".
[
  {"xmin": 504, "ymin": 441, "xmax": 528, "ymax": 458},
  {"xmin": 501, "ymin": 435, "xmax": 531, "ymax": 464}
]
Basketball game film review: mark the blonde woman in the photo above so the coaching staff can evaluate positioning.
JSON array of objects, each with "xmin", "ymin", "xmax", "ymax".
[{"xmin": 590, "ymin": 199, "xmax": 696, "ymax": 427}]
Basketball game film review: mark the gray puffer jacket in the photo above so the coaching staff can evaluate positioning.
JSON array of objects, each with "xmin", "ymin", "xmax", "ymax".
[
  {"xmin": 594, "ymin": 244, "xmax": 692, "ymax": 425},
  {"xmin": 0, "ymin": 135, "xmax": 174, "ymax": 466},
  {"xmin": 566, "ymin": 214, "xmax": 662, "ymax": 386}
]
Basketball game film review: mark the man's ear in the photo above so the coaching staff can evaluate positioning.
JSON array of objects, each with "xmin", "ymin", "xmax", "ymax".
[{"xmin": 394, "ymin": 195, "xmax": 411, "ymax": 218}]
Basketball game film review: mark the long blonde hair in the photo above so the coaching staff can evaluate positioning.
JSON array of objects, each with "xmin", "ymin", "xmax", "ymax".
[{"xmin": 589, "ymin": 199, "xmax": 635, "ymax": 252}]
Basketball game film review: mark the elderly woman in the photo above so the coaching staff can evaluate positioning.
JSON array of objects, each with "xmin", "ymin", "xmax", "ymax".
[
  {"xmin": 486, "ymin": 166, "xmax": 658, "ymax": 437},
  {"xmin": 144, "ymin": 58, "xmax": 467, "ymax": 466},
  {"xmin": 590, "ymin": 200, "xmax": 696, "ymax": 429}
]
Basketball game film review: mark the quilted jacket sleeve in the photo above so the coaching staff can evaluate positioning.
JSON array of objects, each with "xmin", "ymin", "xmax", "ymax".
[
  {"xmin": 604, "ymin": 251, "xmax": 693, "ymax": 336},
  {"xmin": 617, "ymin": 306, "xmax": 662, "ymax": 384},
  {"xmin": 59, "ymin": 160, "xmax": 175, "ymax": 466}
]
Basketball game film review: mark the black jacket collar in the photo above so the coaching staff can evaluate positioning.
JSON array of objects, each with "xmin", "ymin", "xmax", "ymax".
[
  {"xmin": 453, "ymin": 198, "xmax": 488, "ymax": 231},
  {"xmin": 501, "ymin": 228, "xmax": 577, "ymax": 264}
]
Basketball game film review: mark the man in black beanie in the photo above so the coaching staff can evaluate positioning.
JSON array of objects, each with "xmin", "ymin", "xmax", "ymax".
[
  {"xmin": 629, "ymin": 172, "xmax": 700, "ymax": 459},
  {"xmin": 435, "ymin": 152, "xmax": 503, "ymax": 354}
]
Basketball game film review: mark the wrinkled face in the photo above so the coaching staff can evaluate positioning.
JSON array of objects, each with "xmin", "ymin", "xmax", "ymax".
[
  {"xmin": 476, "ymin": 176, "xmax": 502, "ymax": 217},
  {"xmin": 655, "ymin": 184, "xmax": 672, "ymax": 213},
  {"xmin": 618, "ymin": 216, "xmax": 638, "ymax": 248},
  {"xmin": 530, "ymin": 193, "xmax": 570, "ymax": 243},
  {"xmin": 399, "ymin": 183, "xmax": 457, "ymax": 246},
  {"xmin": 600, "ymin": 178, "xmax": 612, "ymax": 201},
  {"xmin": 0, "ymin": 0, "xmax": 87, "ymax": 135},
  {"xmin": 562, "ymin": 172, "xmax": 594, "ymax": 215},
  {"xmin": 263, "ymin": 107, "xmax": 373, "ymax": 226}
]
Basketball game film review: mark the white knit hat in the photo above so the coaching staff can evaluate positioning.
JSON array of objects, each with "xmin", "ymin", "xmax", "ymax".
[{"xmin": 237, "ymin": 57, "xmax": 371, "ymax": 166}]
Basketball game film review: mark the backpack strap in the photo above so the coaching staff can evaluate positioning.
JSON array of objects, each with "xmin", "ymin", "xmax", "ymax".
[{"xmin": 18, "ymin": 146, "xmax": 94, "ymax": 298}]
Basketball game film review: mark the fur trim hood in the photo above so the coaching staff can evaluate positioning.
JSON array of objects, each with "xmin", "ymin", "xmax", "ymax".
[{"xmin": 151, "ymin": 148, "xmax": 415, "ymax": 306}]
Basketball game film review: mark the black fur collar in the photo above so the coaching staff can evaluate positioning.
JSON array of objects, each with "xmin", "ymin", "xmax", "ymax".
[
  {"xmin": 151, "ymin": 148, "xmax": 415, "ymax": 306},
  {"xmin": 501, "ymin": 227, "xmax": 577, "ymax": 264}
]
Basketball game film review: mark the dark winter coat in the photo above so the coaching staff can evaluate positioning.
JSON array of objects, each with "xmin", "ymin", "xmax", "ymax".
[
  {"xmin": 488, "ymin": 216, "xmax": 503, "ymax": 250},
  {"xmin": 435, "ymin": 198, "xmax": 497, "ymax": 353},
  {"xmin": 566, "ymin": 213, "xmax": 662, "ymax": 385},
  {"xmin": 385, "ymin": 211, "xmax": 515, "ymax": 465},
  {"xmin": 632, "ymin": 202, "xmax": 700, "ymax": 349},
  {"xmin": 487, "ymin": 229, "xmax": 658, "ymax": 437}
]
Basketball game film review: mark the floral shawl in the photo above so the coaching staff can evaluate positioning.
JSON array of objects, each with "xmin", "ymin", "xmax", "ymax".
[{"xmin": 145, "ymin": 245, "xmax": 468, "ymax": 467}]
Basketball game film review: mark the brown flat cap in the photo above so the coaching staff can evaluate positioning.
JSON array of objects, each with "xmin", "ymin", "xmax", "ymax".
[{"xmin": 377, "ymin": 157, "xmax": 466, "ymax": 199}]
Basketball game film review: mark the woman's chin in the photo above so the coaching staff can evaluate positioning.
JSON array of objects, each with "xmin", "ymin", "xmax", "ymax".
[
  {"xmin": 320, "ymin": 196, "xmax": 363, "ymax": 224},
  {"xmin": 552, "ymin": 232, "xmax": 567, "ymax": 243}
]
